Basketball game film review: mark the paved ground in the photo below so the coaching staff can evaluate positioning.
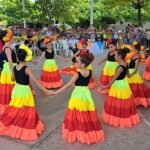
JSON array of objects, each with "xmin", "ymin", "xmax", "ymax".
[{"xmin": 0, "ymin": 50, "xmax": 150, "ymax": 150}]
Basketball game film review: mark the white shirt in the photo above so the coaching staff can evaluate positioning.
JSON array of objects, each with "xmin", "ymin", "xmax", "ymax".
[
  {"xmin": 61, "ymin": 39, "xmax": 69, "ymax": 49},
  {"xmin": 68, "ymin": 39, "xmax": 78, "ymax": 48}
]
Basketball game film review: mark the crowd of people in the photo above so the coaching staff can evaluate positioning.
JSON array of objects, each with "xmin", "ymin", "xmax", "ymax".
[
  {"xmin": 0, "ymin": 24, "xmax": 149, "ymax": 144},
  {"xmin": 8, "ymin": 24, "xmax": 150, "ymax": 58}
]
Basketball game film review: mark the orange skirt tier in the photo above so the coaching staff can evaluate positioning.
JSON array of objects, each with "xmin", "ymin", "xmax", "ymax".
[
  {"xmin": 102, "ymin": 79, "xmax": 140, "ymax": 128},
  {"xmin": 62, "ymin": 86, "xmax": 104, "ymax": 144},
  {"xmin": 40, "ymin": 59, "xmax": 63, "ymax": 89}
]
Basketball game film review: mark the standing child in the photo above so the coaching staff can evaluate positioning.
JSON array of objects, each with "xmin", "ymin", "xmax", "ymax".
[
  {"xmin": 98, "ymin": 43, "xmax": 118, "ymax": 94},
  {"xmin": 100, "ymin": 48, "xmax": 140, "ymax": 128},
  {"xmin": 143, "ymin": 56, "xmax": 150, "ymax": 80},
  {"xmin": 127, "ymin": 43, "xmax": 150, "ymax": 107},
  {"xmin": 55, "ymin": 53, "xmax": 104, "ymax": 144},
  {"xmin": 34, "ymin": 40, "xmax": 67, "ymax": 89},
  {"xmin": 0, "ymin": 28, "xmax": 17, "ymax": 114},
  {"xmin": 0, "ymin": 45, "xmax": 53, "ymax": 140},
  {"xmin": 73, "ymin": 43, "xmax": 97, "ymax": 90},
  {"xmin": 142, "ymin": 48, "xmax": 150, "ymax": 80}
]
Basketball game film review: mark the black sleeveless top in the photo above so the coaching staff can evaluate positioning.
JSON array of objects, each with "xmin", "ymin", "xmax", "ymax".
[
  {"xmin": 45, "ymin": 50, "xmax": 54, "ymax": 59},
  {"xmin": 116, "ymin": 65, "xmax": 128, "ymax": 80},
  {"xmin": 107, "ymin": 52, "xmax": 115, "ymax": 62},
  {"xmin": 3, "ymin": 47, "xmax": 17, "ymax": 63},
  {"xmin": 75, "ymin": 70, "xmax": 92, "ymax": 86},
  {"xmin": 14, "ymin": 66, "xmax": 29, "ymax": 85},
  {"xmin": 129, "ymin": 58, "xmax": 139, "ymax": 69}
]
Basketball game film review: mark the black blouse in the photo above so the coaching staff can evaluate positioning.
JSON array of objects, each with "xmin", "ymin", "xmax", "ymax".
[
  {"xmin": 14, "ymin": 66, "xmax": 29, "ymax": 85},
  {"xmin": 75, "ymin": 70, "xmax": 92, "ymax": 86}
]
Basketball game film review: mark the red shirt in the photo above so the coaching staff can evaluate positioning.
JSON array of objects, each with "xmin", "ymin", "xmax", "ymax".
[
  {"xmin": 0, "ymin": 40, "xmax": 4, "ymax": 53},
  {"xmin": 80, "ymin": 49, "xmax": 88, "ymax": 55}
]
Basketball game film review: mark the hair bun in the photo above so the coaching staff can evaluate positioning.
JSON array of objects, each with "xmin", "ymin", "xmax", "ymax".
[
  {"xmin": 79, "ymin": 53, "xmax": 94, "ymax": 67},
  {"xmin": 2, "ymin": 28, "xmax": 13, "ymax": 42},
  {"xmin": 120, "ymin": 44, "xmax": 135, "ymax": 61},
  {"xmin": 86, "ymin": 53, "xmax": 94, "ymax": 63},
  {"xmin": 121, "ymin": 47, "xmax": 130, "ymax": 54}
]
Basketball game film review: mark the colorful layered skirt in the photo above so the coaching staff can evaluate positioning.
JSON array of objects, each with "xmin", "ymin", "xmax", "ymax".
[
  {"xmin": 62, "ymin": 86, "xmax": 104, "ymax": 144},
  {"xmin": 0, "ymin": 62, "xmax": 16, "ymax": 114},
  {"xmin": 40, "ymin": 59, "xmax": 63, "ymax": 89},
  {"xmin": 102, "ymin": 79, "xmax": 140, "ymax": 128},
  {"xmin": 0, "ymin": 83, "xmax": 44, "ymax": 141},
  {"xmin": 98, "ymin": 61, "xmax": 118, "ymax": 94},
  {"xmin": 143, "ymin": 57, "xmax": 150, "ymax": 81},
  {"xmin": 127, "ymin": 69, "xmax": 150, "ymax": 108}
]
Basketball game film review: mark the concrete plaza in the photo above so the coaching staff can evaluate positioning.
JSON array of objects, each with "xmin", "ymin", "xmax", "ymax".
[{"xmin": 0, "ymin": 51, "xmax": 150, "ymax": 150}]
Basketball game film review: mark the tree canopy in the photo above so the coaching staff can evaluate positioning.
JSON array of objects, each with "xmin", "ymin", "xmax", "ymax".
[{"xmin": 0, "ymin": 0, "xmax": 149, "ymax": 26}]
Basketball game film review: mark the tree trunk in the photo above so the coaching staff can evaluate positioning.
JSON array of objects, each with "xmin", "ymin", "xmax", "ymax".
[{"xmin": 137, "ymin": 7, "xmax": 142, "ymax": 25}]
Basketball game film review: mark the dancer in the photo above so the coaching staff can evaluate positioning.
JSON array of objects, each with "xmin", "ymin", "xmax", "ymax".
[
  {"xmin": 73, "ymin": 43, "xmax": 97, "ymax": 89},
  {"xmin": 0, "ymin": 45, "xmax": 53, "ymax": 141},
  {"xmin": 34, "ymin": 40, "xmax": 66, "ymax": 89},
  {"xmin": 62, "ymin": 42, "xmax": 97, "ymax": 89},
  {"xmin": 55, "ymin": 53, "xmax": 104, "ymax": 144},
  {"xmin": 61, "ymin": 38, "xmax": 90, "ymax": 76},
  {"xmin": 127, "ymin": 43, "xmax": 150, "ymax": 107},
  {"xmin": 100, "ymin": 48, "xmax": 140, "ymax": 128},
  {"xmin": 0, "ymin": 30, "xmax": 5, "ymax": 74},
  {"xmin": 98, "ymin": 43, "xmax": 118, "ymax": 94},
  {"xmin": 143, "ymin": 57, "xmax": 150, "ymax": 81},
  {"xmin": 0, "ymin": 28, "xmax": 17, "ymax": 114},
  {"xmin": 143, "ymin": 48, "xmax": 150, "ymax": 81}
]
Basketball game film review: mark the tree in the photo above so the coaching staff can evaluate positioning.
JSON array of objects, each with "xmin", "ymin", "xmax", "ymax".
[
  {"xmin": 107, "ymin": 0, "xmax": 150, "ymax": 25},
  {"xmin": 0, "ymin": 0, "xmax": 34, "ymax": 25},
  {"xmin": 34, "ymin": 0, "xmax": 80, "ymax": 24},
  {"xmin": 132, "ymin": 0, "xmax": 144, "ymax": 25}
]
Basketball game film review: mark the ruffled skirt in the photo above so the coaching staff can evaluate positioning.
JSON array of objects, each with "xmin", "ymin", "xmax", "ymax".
[
  {"xmin": 40, "ymin": 59, "xmax": 63, "ymax": 88},
  {"xmin": 98, "ymin": 61, "xmax": 118, "ymax": 94},
  {"xmin": 127, "ymin": 69, "xmax": 150, "ymax": 107},
  {"xmin": 0, "ymin": 62, "xmax": 16, "ymax": 114},
  {"xmin": 0, "ymin": 83, "xmax": 44, "ymax": 141},
  {"xmin": 143, "ymin": 57, "xmax": 150, "ymax": 81},
  {"xmin": 102, "ymin": 79, "xmax": 140, "ymax": 128},
  {"xmin": 62, "ymin": 86, "xmax": 104, "ymax": 144}
]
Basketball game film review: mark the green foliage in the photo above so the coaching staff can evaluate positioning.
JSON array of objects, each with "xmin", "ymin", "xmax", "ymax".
[
  {"xmin": 0, "ymin": 0, "xmax": 33, "ymax": 25},
  {"xmin": 0, "ymin": 0, "xmax": 149, "ymax": 26}
]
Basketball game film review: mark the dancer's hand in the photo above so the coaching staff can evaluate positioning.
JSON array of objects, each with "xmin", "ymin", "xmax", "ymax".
[
  {"xmin": 128, "ymin": 74, "xmax": 133, "ymax": 78},
  {"xmin": 54, "ymin": 90, "xmax": 59, "ymax": 95},
  {"xmin": 100, "ymin": 85, "xmax": 107, "ymax": 90},
  {"xmin": 33, "ymin": 61, "xmax": 38, "ymax": 65},
  {"xmin": 46, "ymin": 90, "xmax": 56, "ymax": 96}
]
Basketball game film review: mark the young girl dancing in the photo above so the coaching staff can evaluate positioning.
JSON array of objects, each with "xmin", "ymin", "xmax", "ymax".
[
  {"xmin": 0, "ymin": 45, "xmax": 53, "ymax": 141},
  {"xmin": 34, "ymin": 41, "xmax": 67, "ymax": 89},
  {"xmin": 127, "ymin": 43, "xmax": 150, "ymax": 107},
  {"xmin": 55, "ymin": 53, "xmax": 104, "ymax": 144},
  {"xmin": 98, "ymin": 43, "xmax": 118, "ymax": 94},
  {"xmin": 100, "ymin": 48, "xmax": 140, "ymax": 128},
  {"xmin": 0, "ymin": 28, "xmax": 17, "ymax": 114}
]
